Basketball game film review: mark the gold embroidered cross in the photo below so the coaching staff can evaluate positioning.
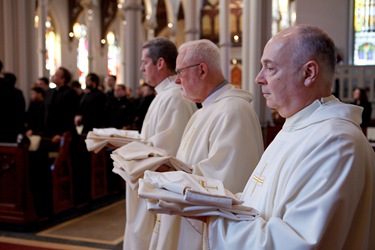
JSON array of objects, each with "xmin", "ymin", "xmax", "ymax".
[
  {"xmin": 253, "ymin": 175, "xmax": 264, "ymax": 184},
  {"xmin": 250, "ymin": 163, "xmax": 267, "ymax": 196},
  {"xmin": 200, "ymin": 180, "xmax": 218, "ymax": 190}
]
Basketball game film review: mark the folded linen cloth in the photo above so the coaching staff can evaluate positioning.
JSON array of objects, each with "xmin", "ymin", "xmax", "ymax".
[
  {"xmin": 138, "ymin": 171, "xmax": 259, "ymax": 221},
  {"xmin": 111, "ymin": 142, "xmax": 192, "ymax": 189},
  {"xmin": 145, "ymin": 200, "xmax": 258, "ymax": 221},
  {"xmin": 85, "ymin": 128, "xmax": 142, "ymax": 153}
]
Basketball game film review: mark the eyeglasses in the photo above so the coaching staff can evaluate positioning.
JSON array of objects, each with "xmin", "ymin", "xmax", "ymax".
[{"xmin": 175, "ymin": 63, "xmax": 201, "ymax": 76}]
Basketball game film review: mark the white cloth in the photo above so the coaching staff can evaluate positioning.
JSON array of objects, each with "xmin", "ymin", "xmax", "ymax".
[
  {"xmin": 124, "ymin": 78, "xmax": 197, "ymax": 250},
  {"xmin": 111, "ymin": 142, "xmax": 192, "ymax": 189},
  {"xmin": 138, "ymin": 171, "xmax": 259, "ymax": 221},
  {"xmin": 28, "ymin": 135, "xmax": 41, "ymax": 151},
  {"xmin": 153, "ymin": 84, "xmax": 264, "ymax": 250},
  {"xmin": 85, "ymin": 128, "xmax": 141, "ymax": 153},
  {"xmin": 207, "ymin": 96, "xmax": 375, "ymax": 250}
]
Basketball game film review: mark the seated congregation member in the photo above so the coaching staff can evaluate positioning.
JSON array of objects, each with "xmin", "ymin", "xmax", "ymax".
[
  {"xmin": 44, "ymin": 67, "xmax": 79, "ymax": 143},
  {"xmin": 351, "ymin": 87, "xmax": 372, "ymax": 134},
  {"xmin": 151, "ymin": 39, "xmax": 264, "ymax": 250},
  {"xmin": 0, "ymin": 72, "xmax": 26, "ymax": 142},
  {"xmin": 71, "ymin": 80, "xmax": 84, "ymax": 101},
  {"xmin": 74, "ymin": 73, "xmax": 107, "ymax": 134},
  {"xmin": 104, "ymin": 74, "xmax": 116, "ymax": 104},
  {"xmin": 107, "ymin": 84, "xmax": 135, "ymax": 130},
  {"xmin": 26, "ymin": 86, "xmax": 45, "ymax": 136},
  {"xmin": 40, "ymin": 67, "xmax": 80, "ymax": 208},
  {"xmin": 132, "ymin": 83, "xmax": 156, "ymax": 132},
  {"xmin": 25, "ymin": 86, "xmax": 52, "ymax": 217},
  {"xmin": 36, "ymin": 76, "xmax": 50, "ymax": 93},
  {"xmin": 73, "ymin": 73, "xmax": 107, "ymax": 204},
  {"xmin": 201, "ymin": 25, "xmax": 375, "ymax": 249},
  {"xmin": 123, "ymin": 37, "xmax": 197, "ymax": 250}
]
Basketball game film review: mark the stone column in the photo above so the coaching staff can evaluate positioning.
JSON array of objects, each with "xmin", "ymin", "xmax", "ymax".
[
  {"xmin": 1, "ymin": 0, "xmax": 38, "ymax": 104},
  {"xmin": 219, "ymin": 0, "xmax": 231, "ymax": 80},
  {"xmin": 84, "ymin": 1, "xmax": 95, "ymax": 73},
  {"xmin": 38, "ymin": 0, "xmax": 49, "ymax": 78},
  {"xmin": 121, "ymin": 0, "xmax": 142, "ymax": 91},
  {"xmin": 182, "ymin": 0, "xmax": 200, "ymax": 41},
  {"xmin": 242, "ymin": 0, "xmax": 268, "ymax": 126}
]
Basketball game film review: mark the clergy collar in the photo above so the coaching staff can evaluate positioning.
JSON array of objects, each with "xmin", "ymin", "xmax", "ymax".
[
  {"xmin": 283, "ymin": 95, "xmax": 335, "ymax": 130},
  {"xmin": 202, "ymin": 80, "xmax": 229, "ymax": 107},
  {"xmin": 317, "ymin": 95, "xmax": 335, "ymax": 104},
  {"xmin": 154, "ymin": 76, "xmax": 175, "ymax": 94}
]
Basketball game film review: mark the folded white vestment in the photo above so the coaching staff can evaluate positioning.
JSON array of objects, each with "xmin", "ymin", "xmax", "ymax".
[
  {"xmin": 111, "ymin": 142, "xmax": 192, "ymax": 189},
  {"xmin": 138, "ymin": 171, "xmax": 259, "ymax": 221},
  {"xmin": 85, "ymin": 128, "xmax": 142, "ymax": 153}
]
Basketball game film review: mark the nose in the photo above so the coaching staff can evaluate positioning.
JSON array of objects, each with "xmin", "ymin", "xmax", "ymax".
[{"xmin": 255, "ymin": 70, "xmax": 266, "ymax": 85}]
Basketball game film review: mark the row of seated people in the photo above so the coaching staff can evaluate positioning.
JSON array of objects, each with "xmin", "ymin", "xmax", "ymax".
[
  {"xmin": 0, "ymin": 67, "xmax": 155, "ymax": 144},
  {"xmin": 0, "ymin": 131, "xmax": 123, "ymax": 225},
  {"xmin": 0, "ymin": 66, "xmax": 151, "ymax": 225}
]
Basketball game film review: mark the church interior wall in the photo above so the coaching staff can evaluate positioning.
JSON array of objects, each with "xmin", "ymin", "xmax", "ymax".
[
  {"xmin": 0, "ymin": 0, "xmax": 365, "ymax": 105},
  {"xmin": 49, "ymin": 0, "xmax": 78, "ymax": 80},
  {"xmin": 295, "ymin": 0, "xmax": 351, "ymax": 63}
]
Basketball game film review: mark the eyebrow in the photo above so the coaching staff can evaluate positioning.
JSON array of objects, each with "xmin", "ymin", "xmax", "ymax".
[{"xmin": 260, "ymin": 59, "xmax": 275, "ymax": 66}]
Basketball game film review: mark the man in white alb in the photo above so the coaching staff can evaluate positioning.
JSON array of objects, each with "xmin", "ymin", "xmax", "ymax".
[
  {"xmin": 203, "ymin": 25, "xmax": 375, "ymax": 249},
  {"xmin": 123, "ymin": 38, "xmax": 197, "ymax": 250},
  {"xmin": 151, "ymin": 39, "xmax": 264, "ymax": 250}
]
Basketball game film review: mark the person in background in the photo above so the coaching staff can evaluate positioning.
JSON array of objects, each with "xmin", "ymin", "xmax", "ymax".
[
  {"xmin": 198, "ymin": 24, "xmax": 375, "ymax": 249},
  {"xmin": 151, "ymin": 39, "xmax": 264, "ymax": 250},
  {"xmin": 44, "ymin": 66, "xmax": 79, "ymax": 143},
  {"xmin": 36, "ymin": 77, "xmax": 50, "ymax": 93},
  {"xmin": 26, "ymin": 86, "xmax": 45, "ymax": 136},
  {"xmin": 26, "ymin": 86, "xmax": 51, "ymax": 217},
  {"xmin": 0, "ymin": 71, "xmax": 26, "ymax": 142},
  {"xmin": 70, "ymin": 80, "xmax": 84, "ymax": 101},
  {"xmin": 74, "ymin": 73, "xmax": 107, "ymax": 134},
  {"xmin": 125, "ymin": 86, "xmax": 133, "ymax": 100},
  {"xmin": 73, "ymin": 73, "xmax": 106, "ymax": 205},
  {"xmin": 133, "ymin": 83, "xmax": 156, "ymax": 131},
  {"xmin": 107, "ymin": 84, "xmax": 135, "ymax": 129},
  {"xmin": 104, "ymin": 74, "xmax": 116, "ymax": 104},
  {"xmin": 123, "ymin": 37, "xmax": 197, "ymax": 250},
  {"xmin": 351, "ymin": 87, "xmax": 372, "ymax": 134}
]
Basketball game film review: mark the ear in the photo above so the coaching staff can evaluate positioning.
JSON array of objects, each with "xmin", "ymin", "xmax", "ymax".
[
  {"xmin": 303, "ymin": 60, "xmax": 318, "ymax": 87},
  {"xmin": 157, "ymin": 57, "xmax": 165, "ymax": 71},
  {"xmin": 199, "ymin": 63, "xmax": 208, "ymax": 79}
]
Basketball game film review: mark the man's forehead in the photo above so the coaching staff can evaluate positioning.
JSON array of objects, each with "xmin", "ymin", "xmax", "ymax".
[{"xmin": 175, "ymin": 56, "xmax": 184, "ymax": 66}]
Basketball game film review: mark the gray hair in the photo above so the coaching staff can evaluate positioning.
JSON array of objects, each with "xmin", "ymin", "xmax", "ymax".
[
  {"xmin": 178, "ymin": 39, "xmax": 222, "ymax": 73},
  {"xmin": 293, "ymin": 25, "xmax": 337, "ymax": 82}
]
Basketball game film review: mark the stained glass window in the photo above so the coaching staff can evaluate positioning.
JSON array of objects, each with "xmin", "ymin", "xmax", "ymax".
[
  {"xmin": 76, "ymin": 24, "xmax": 88, "ymax": 88},
  {"xmin": 353, "ymin": 0, "xmax": 375, "ymax": 65},
  {"xmin": 107, "ymin": 31, "xmax": 120, "ymax": 77}
]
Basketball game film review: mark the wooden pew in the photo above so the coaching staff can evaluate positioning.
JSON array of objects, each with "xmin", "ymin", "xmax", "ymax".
[
  {"xmin": 0, "ymin": 140, "xmax": 37, "ymax": 224},
  {"xmin": 91, "ymin": 149, "xmax": 108, "ymax": 199},
  {"xmin": 50, "ymin": 132, "xmax": 74, "ymax": 214},
  {"xmin": 90, "ymin": 146, "xmax": 125, "ymax": 200}
]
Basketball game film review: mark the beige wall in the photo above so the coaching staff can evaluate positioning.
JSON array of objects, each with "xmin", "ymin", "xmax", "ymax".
[{"xmin": 295, "ymin": 0, "xmax": 352, "ymax": 64}]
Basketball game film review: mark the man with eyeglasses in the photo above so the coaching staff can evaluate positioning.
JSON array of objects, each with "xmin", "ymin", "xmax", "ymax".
[
  {"xmin": 123, "ymin": 38, "xmax": 197, "ymax": 250},
  {"xmin": 150, "ymin": 39, "xmax": 264, "ymax": 250}
]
